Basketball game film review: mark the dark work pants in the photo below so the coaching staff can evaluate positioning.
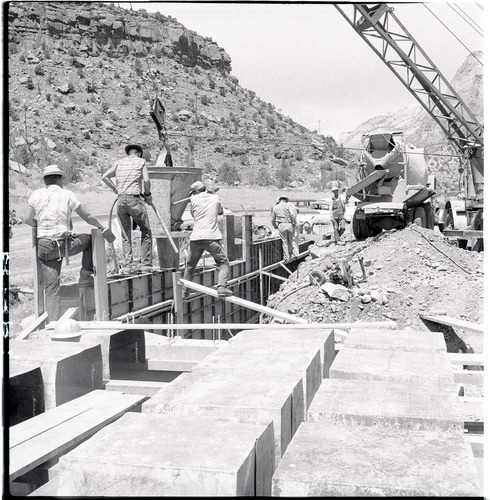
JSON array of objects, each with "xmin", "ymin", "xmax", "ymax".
[
  {"xmin": 183, "ymin": 239, "xmax": 230, "ymax": 287},
  {"xmin": 332, "ymin": 217, "xmax": 346, "ymax": 243},
  {"xmin": 37, "ymin": 234, "xmax": 93, "ymax": 321},
  {"xmin": 117, "ymin": 194, "xmax": 153, "ymax": 267}
]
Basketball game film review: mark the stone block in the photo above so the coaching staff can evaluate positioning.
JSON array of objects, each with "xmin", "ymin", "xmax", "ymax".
[
  {"xmin": 9, "ymin": 340, "xmax": 103, "ymax": 409},
  {"xmin": 330, "ymin": 347, "xmax": 454, "ymax": 388},
  {"xmin": 57, "ymin": 413, "xmax": 274, "ymax": 496},
  {"xmin": 272, "ymin": 423, "xmax": 481, "ymax": 496},
  {"xmin": 143, "ymin": 368, "xmax": 303, "ymax": 466},
  {"xmin": 307, "ymin": 379, "xmax": 463, "ymax": 432},
  {"xmin": 344, "ymin": 329, "xmax": 447, "ymax": 352},
  {"xmin": 229, "ymin": 328, "xmax": 335, "ymax": 377}
]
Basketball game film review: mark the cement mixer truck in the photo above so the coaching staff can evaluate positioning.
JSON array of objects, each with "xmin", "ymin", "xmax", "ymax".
[{"xmin": 348, "ymin": 131, "xmax": 435, "ymax": 239}]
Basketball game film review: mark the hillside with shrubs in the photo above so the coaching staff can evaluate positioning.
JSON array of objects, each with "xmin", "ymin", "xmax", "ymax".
[{"xmin": 8, "ymin": 1, "xmax": 357, "ymax": 216}]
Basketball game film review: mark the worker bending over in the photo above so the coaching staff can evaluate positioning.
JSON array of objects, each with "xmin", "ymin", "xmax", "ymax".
[
  {"xmin": 271, "ymin": 195, "xmax": 298, "ymax": 262},
  {"xmin": 23, "ymin": 165, "xmax": 107, "ymax": 322},
  {"xmin": 183, "ymin": 181, "xmax": 233, "ymax": 298},
  {"xmin": 101, "ymin": 144, "xmax": 153, "ymax": 272}
]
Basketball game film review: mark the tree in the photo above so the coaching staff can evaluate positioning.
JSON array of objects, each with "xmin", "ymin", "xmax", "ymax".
[
  {"xmin": 217, "ymin": 161, "xmax": 240, "ymax": 185},
  {"xmin": 277, "ymin": 159, "xmax": 292, "ymax": 188}
]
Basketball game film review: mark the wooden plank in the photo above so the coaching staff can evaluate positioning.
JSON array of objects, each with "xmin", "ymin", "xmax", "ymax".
[
  {"xmin": 443, "ymin": 229, "xmax": 483, "ymax": 239},
  {"xmin": 58, "ymin": 307, "xmax": 78, "ymax": 321},
  {"xmin": 10, "ymin": 390, "xmax": 121, "ymax": 448},
  {"xmin": 448, "ymin": 353, "xmax": 484, "ymax": 366},
  {"xmin": 9, "ymin": 392, "xmax": 146, "ymax": 481},
  {"xmin": 223, "ymin": 214, "xmax": 236, "ymax": 261},
  {"xmin": 453, "ymin": 370, "xmax": 484, "ymax": 385},
  {"xmin": 420, "ymin": 314, "xmax": 483, "ymax": 333},
  {"xmin": 92, "ymin": 228, "xmax": 109, "ymax": 321},
  {"xmin": 32, "ymin": 227, "xmax": 45, "ymax": 318},
  {"xmin": 15, "ymin": 312, "xmax": 48, "ymax": 341},
  {"xmin": 180, "ymin": 278, "xmax": 309, "ymax": 324},
  {"xmin": 28, "ymin": 476, "xmax": 59, "ymax": 496},
  {"xmin": 147, "ymin": 358, "xmax": 198, "ymax": 372}
]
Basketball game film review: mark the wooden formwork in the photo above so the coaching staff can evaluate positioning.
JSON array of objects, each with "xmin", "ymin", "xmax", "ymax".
[{"xmin": 33, "ymin": 216, "xmax": 312, "ymax": 338}]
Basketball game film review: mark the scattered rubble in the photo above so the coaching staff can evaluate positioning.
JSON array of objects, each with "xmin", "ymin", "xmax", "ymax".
[{"xmin": 267, "ymin": 227, "xmax": 484, "ymax": 358}]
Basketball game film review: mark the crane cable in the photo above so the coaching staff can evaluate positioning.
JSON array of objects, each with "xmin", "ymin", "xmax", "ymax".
[
  {"xmin": 422, "ymin": 4, "xmax": 483, "ymax": 67},
  {"xmin": 449, "ymin": 3, "xmax": 484, "ymax": 37}
]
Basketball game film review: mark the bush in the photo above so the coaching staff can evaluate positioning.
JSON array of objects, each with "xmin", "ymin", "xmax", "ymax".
[
  {"xmin": 123, "ymin": 86, "xmax": 131, "ymax": 96},
  {"xmin": 67, "ymin": 81, "xmax": 75, "ymax": 93},
  {"xmin": 26, "ymin": 77, "xmax": 35, "ymax": 90},
  {"xmin": 201, "ymin": 94, "xmax": 211, "ymax": 106},
  {"xmin": 219, "ymin": 87, "xmax": 226, "ymax": 97},
  {"xmin": 208, "ymin": 77, "xmax": 216, "ymax": 89},
  {"xmin": 77, "ymin": 67, "xmax": 85, "ymax": 78},
  {"xmin": 45, "ymin": 93, "xmax": 51, "ymax": 102},
  {"xmin": 257, "ymin": 166, "xmax": 272, "ymax": 186},
  {"xmin": 34, "ymin": 64, "xmax": 45, "ymax": 76},
  {"xmin": 217, "ymin": 161, "xmax": 240, "ymax": 185},
  {"xmin": 294, "ymin": 149, "xmax": 303, "ymax": 161}
]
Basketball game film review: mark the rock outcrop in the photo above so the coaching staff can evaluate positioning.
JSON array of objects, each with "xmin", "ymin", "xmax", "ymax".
[{"xmin": 7, "ymin": 2, "xmax": 232, "ymax": 71}]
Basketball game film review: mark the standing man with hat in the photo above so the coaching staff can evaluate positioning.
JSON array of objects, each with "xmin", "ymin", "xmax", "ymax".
[
  {"xmin": 101, "ymin": 144, "xmax": 153, "ymax": 272},
  {"xmin": 330, "ymin": 181, "xmax": 349, "ymax": 244},
  {"xmin": 271, "ymin": 195, "xmax": 297, "ymax": 262},
  {"xmin": 23, "ymin": 165, "xmax": 108, "ymax": 321},
  {"xmin": 182, "ymin": 181, "xmax": 233, "ymax": 298}
]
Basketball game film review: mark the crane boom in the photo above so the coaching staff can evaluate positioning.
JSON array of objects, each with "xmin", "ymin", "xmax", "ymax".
[{"xmin": 334, "ymin": 3, "xmax": 483, "ymax": 178}]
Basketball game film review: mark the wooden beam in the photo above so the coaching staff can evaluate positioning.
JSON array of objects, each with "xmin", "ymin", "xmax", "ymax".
[
  {"xmin": 14, "ymin": 312, "xmax": 48, "ymax": 341},
  {"xmin": 172, "ymin": 270, "xmax": 183, "ymax": 324},
  {"xmin": 59, "ymin": 307, "xmax": 78, "ymax": 321},
  {"xmin": 453, "ymin": 370, "xmax": 484, "ymax": 385},
  {"xmin": 420, "ymin": 314, "xmax": 483, "ymax": 333},
  {"xmin": 261, "ymin": 271, "xmax": 288, "ymax": 282},
  {"xmin": 92, "ymin": 229, "xmax": 109, "ymax": 321},
  {"xmin": 448, "ymin": 353, "xmax": 484, "ymax": 366},
  {"xmin": 31, "ymin": 228, "xmax": 44, "ymax": 318},
  {"xmin": 223, "ymin": 214, "xmax": 236, "ymax": 261},
  {"xmin": 59, "ymin": 320, "xmax": 397, "ymax": 331},
  {"xmin": 443, "ymin": 229, "xmax": 483, "ymax": 239},
  {"xmin": 180, "ymin": 278, "xmax": 309, "ymax": 324}
]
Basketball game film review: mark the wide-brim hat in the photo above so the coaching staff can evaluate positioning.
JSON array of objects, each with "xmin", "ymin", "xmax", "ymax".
[
  {"xmin": 277, "ymin": 196, "xmax": 289, "ymax": 203},
  {"xmin": 125, "ymin": 144, "xmax": 143, "ymax": 155},
  {"xmin": 42, "ymin": 165, "xmax": 66, "ymax": 178},
  {"xmin": 189, "ymin": 180, "xmax": 206, "ymax": 195}
]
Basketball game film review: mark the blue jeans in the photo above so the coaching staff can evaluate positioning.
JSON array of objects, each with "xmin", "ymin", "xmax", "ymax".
[
  {"xmin": 37, "ymin": 233, "xmax": 93, "ymax": 321},
  {"xmin": 183, "ymin": 239, "xmax": 230, "ymax": 287},
  {"xmin": 117, "ymin": 194, "xmax": 153, "ymax": 266}
]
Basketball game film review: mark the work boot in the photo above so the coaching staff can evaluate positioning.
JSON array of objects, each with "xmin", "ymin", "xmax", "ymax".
[{"xmin": 217, "ymin": 286, "xmax": 233, "ymax": 297}]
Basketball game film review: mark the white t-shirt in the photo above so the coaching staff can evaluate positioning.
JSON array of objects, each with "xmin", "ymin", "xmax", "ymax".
[
  {"xmin": 28, "ymin": 185, "xmax": 81, "ymax": 238},
  {"xmin": 189, "ymin": 192, "xmax": 223, "ymax": 241}
]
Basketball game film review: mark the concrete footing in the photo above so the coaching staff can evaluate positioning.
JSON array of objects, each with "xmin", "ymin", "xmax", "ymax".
[
  {"xmin": 272, "ymin": 423, "xmax": 481, "ymax": 496},
  {"xmin": 307, "ymin": 378, "xmax": 463, "ymax": 432},
  {"xmin": 9, "ymin": 341, "xmax": 103, "ymax": 409},
  {"xmin": 57, "ymin": 413, "xmax": 274, "ymax": 496}
]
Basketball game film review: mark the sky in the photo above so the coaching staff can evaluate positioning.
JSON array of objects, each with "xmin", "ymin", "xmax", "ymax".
[{"xmin": 130, "ymin": 1, "xmax": 485, "ymax": 142}]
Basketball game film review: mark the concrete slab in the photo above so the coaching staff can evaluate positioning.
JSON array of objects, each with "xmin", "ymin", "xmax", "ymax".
[
  {"xmin": 272, "ymin": 422, "xmax": 481, "ymax": 497},
  {"xmin": 330, "ymin": 347, "xmax": 454, "ymax": 388},
  {"xmin": 104, "ymin": 379, "xmax": 168, "ymax": 397},
  {"xmin": 344, "ymin": 329, "xmax": 447, "ymax": 352},
  {"xmin": 307, "ymin": 379, "xmax": 463, "ymax": 433},
  {"xmin": 229, "ymin": 328, "xmax": 335, "ymax": 377},
  {"xmin": 196, "ymin": 343, "xmax": 322, "ymax": 414},
  {"xmin": 9, "ymin": 341, "xmax": 103, "ymax": 409},
  {"xmin": 144, "ymin": 332, "xmax": 227, "ymax": 361},
  {"xmin": 9, "ymin": 363, "xmax": 44, "ymax": 426},
  {"xmin": 143, "ymin": 369, "xmax": 303, "ymax": 466},
  {"xmin": 57, "ymin": 413, "xmax": 275, "ymax": 496}
]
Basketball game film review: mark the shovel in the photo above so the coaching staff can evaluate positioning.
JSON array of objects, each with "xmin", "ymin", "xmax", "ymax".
[{"xmin": 150, "ymin": 201, "xmax": 179, "ymax": 254}]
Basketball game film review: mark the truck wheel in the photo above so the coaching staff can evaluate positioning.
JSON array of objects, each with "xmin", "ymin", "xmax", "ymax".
[
  {"xmin": 413, "ymin": 207, "xmax": 427, "ymax": 228},
  {"xmin": 352, "ymin": 211, "xmax": 370, "ymax": 239}
]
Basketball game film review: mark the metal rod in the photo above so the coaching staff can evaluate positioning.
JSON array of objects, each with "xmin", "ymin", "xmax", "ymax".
[{"xmin": 259, "ymin": 246, "xmax": 264, "ymax": 306}]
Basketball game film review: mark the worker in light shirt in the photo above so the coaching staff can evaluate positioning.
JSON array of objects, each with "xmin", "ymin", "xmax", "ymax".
[
  {"xmin": 271, "ymin": 195, "xmax": 298, "ymax": 262},
  {"xmin": 182, "ymin": 181, "xmax": 233, "ymax": 298}
]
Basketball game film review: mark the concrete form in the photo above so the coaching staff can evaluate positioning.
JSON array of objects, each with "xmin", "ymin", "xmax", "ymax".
[
  {"xmin": 330, "ymin": 347, "xmax": 454, "ymax": 388},
  {"xmin": 195, "ymin": 343, "xmax": 322, "ymax": 412},
  {"xmin": 272, "ymin": 422, "xmax": 481, "ymax": 496},
  {"xmin": 56, "ymin": 413, "xmax": 274, "ymax": 496},
  {"xmin": 9, "ymin": 341, "xmax": 103, "ymax": 409},
  {"xmin": 228, "ymin": 328, "xmax": 335, "ymax": 377},
  {"xmin": 307, "ymin": 378, "xmax": 463, "ymax": 432},
  {"xmin": 142, "ymin": 368, "xmax": 304, "ymax": 465},
  {"xmin": 344, "ymin": 329, "xmax": 447, "ymax": 352},
  {"xmin": 9, "ymin": 363, "xmax": 44, "ymax": 426}
]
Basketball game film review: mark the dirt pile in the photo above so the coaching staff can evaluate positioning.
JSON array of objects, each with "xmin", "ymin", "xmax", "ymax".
[{"xmin": 267, "ymin": 226, "xmax": 484, "ymax": 354}]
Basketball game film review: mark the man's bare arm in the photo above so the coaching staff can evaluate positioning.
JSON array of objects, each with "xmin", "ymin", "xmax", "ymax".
[
  {"xmin": 101, "ymin": 166, "xmax": 118, "ymax": 194},
  {"xmin": 23, "ymin": 205, "xmax": 37, "ymax": 227},
  {"xmin": 75, "ymin": 205, "xmax": 105, "ymax": 230}
]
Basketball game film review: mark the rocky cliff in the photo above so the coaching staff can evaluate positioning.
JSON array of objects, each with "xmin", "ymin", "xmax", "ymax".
[{"xmin": 7, "ymin": 2, "xmax": 232, "ymax": 70}]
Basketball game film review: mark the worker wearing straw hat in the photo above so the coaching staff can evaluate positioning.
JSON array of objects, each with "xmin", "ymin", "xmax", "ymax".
[
  {"xmin": 271, "ymin": 195, "xmax": 298, "ymax": 262},
  {"xmin": 23, "ymin": 165, "xmax": 107, "ymax": 321}
]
